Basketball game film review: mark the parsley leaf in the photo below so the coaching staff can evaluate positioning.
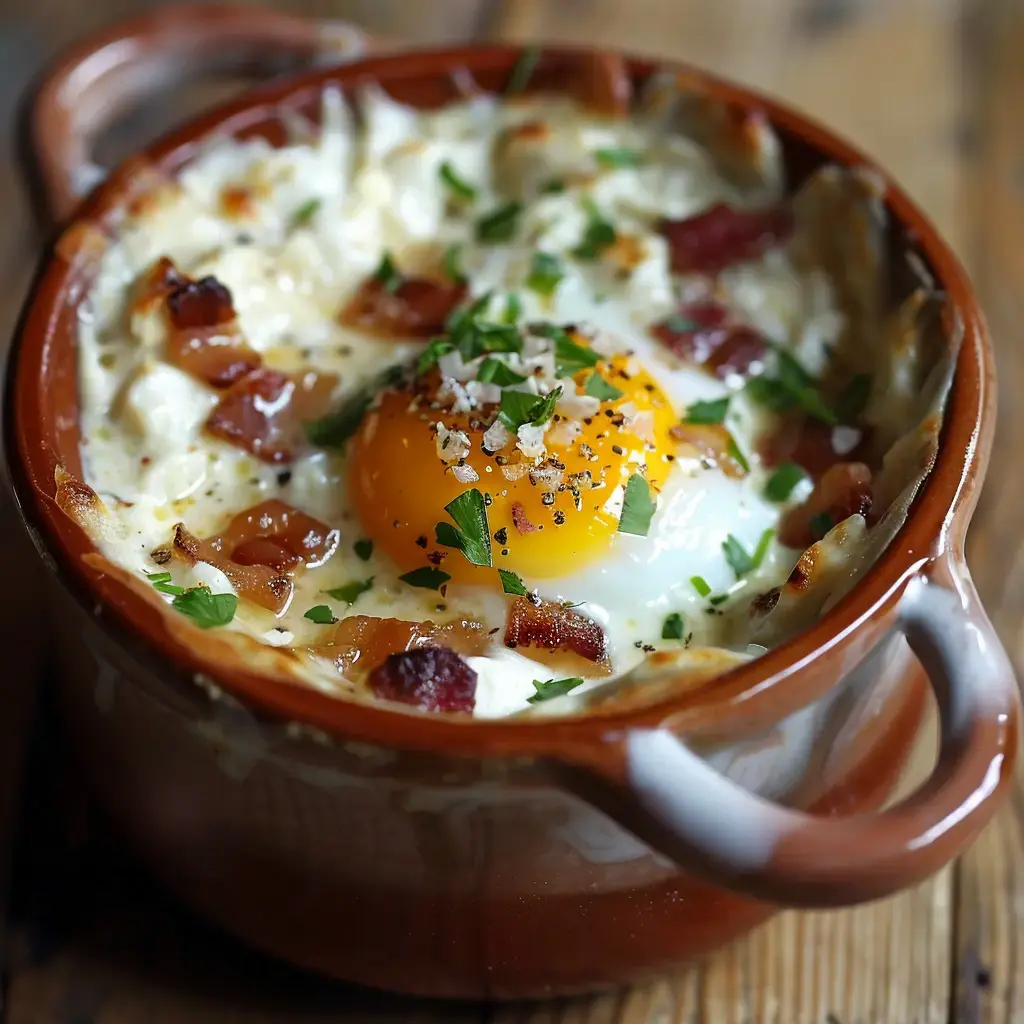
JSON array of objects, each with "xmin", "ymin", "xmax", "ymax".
[
  {"xmin": 498, "ymin": 568, "xmax": 529, "ymax": 595},
  {"xmin": 476, "ymin": 202, "xmax": 522, "ymax": 244},
  {"xmin": 374, "ymin": 252, "xmax": 402, "ymax": 293},
  {"xmin": 554, "ymin": 333, "xmax": 599, "ymax": 376},
  {"xmin": 618, "ymin": 474, "xmax": 656, "ymax": 536},
  {"xmin": 525, "ymin": 252, "xmax": 563, "ymax": 297},
  {"xmin": 764, "ymin": 463, "xmax": 806, "ymax": 502},
  {"xmin": 809, "ymin": 511, "xmax": 834, "ymax": 539},
  {"xmin": 506, "ymin": 45, "xmax": 541, "ymax": 95},
  {"xmin": 527, "ymin": 676, "xmax": 584, "ymax": 703},
  {"xmin": 752, "ymin": 528, "xmax": 774, "ymax": 570},
  {"xmin": 399, "ymin": 567, "xmax": 451, "ymax": 591},
  {"xmin": 417, "ymin": 337, "xmax": 455, "ymax": 375},
  {"xmin": 443, "ymin": 244, "xmax": 467, "ymax": 284},
  {"xmin": 584, "ymin": 372, "xmax": 623, "ymax": 401},
  {"xmin": 835, "ymin": 372, "xmax": 873, "ymax": 423},
  {"xmin": 477, "ymin": 357, "xmax": 528, "ymax": 386},
  {"xmin": 305, "ymin": 388, "xmax": 372, "ymax": 447},
  {"xmin": 498, "ymin": 386, "xmax": 561, "ymax": 431},
  {"xmin": 595, "ymin": 147, "xmax": 643, "ymax": 168},
  {"xmin": 304, "ymin": 604, "xmax": 338, "ymax": 625},
  {"xmin": 722, "ymin": 534, "xmax": 755, "ymax": 578},
  {"xmin": 690, "ymin": 575, "xmax": 711, "ymax": 597},
  {"xmin": 540, "ymin": 178, "xmax": 566, "ymax": 195},
  {"xmin": 435, "ymin": 489, "xmax": 492, "ymax": 567},
  {"xmin": 726, "ymin": 435, "xmax": 751, "ymax": 473},
  {"xmin": 573, "ymin": 196, "xmax": 616, "ymax": 259},
  {"xmin": 503, "ymin": 292, "xmax": 523, "ymax": 324},
  {"xmin": 683, "ymin": 396, "xmax": 729, "ymax": 424},
  {"xmin": 661, "ymin": 612, "xmax": 685, "ymax": 640},
  {"xmin": 746, "ymin": 347, "xmax": 837, "ymax": 425},
  {"xmin": 146, "ymin": 571, "xmax": 184, "ymax": 596},
  {"xmin": 325, "ymin": 578, "xmax": 374, "ymax": 605},
  {"xmin": 439, "ymin": 160, "xmax": 477, "ymax": 201},
  {"xmin": 353, "ymin": 538, "xmax": 373, "ymax": 561},
  {"xmin": 171, "ymin": 587, "xmax": 237, "ymax": 629},
  {"xmin": 292, "ymin": 198, "xmax": 321, "ymax": 228}
]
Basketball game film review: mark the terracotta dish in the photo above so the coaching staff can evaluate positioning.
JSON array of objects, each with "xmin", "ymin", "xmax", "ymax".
[{"xmin": 6, "ymin": 4, "xmax": 1021, "ymax": 998}]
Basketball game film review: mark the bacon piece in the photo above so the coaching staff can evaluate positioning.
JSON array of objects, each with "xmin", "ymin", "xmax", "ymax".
[
  {"xmin": 659, "ymin": 203, "xmax": 793, "ymax": 275},
  {"xmin": 504, "ymin": 598, "xmax": 607, "ymax": 664},
  {"xmin": 171, "ymin": 523, "xmax": 293, "ymax": 614},
  {"xmin": 367, "ymin": 646, "xmax": 478, "ymax": 713},
  {"xmin": 510, "ymin": 502, "xmax": 537, "ymax": 534},
  {"xmin": 205, "ymin": 368, "xmax": 337, "ymax": 463},
  {"xmin": 670, "ymin": 422, "xmax": 747, "ymax": 478},
  {"xmin": 206, "ymin": 499, "xmax": 339, "ymax": 571},
  {"xmin": 340, "ymin": 276, "xmax": 468, "ymax": 339},
  {"xmin": 758, "ymin": 415, "xmax": 872, "ymax": 480},
  {"xmin": 779, "ymin": 462, "xmax": 873, "ymax": 549},
  {"xmin": 165, "ymin": 276, "xmax": 262, "ymax": 388},
  {"xmin": 651, "ymin": 301, "xmax": 767, "ymax": 379},
  {"xmin": 308, "ymin": 615, "xmax": 488, "ymax": 678}
]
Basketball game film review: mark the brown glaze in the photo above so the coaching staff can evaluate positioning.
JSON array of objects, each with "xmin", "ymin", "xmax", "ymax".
[{"xmin": 6, "ymin": 7, "xmax": 1019, "ymax": 997}]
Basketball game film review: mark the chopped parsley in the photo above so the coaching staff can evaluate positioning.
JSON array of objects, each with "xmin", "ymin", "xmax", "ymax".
[
  {"xmin": 292, "ymin": 198, "xmax": 321, "ymax": 227},
  {"xmin": 503, "ymin": 292, "xmax": 523, "ymax": 324},
  {"xmin": 810, "ymin": 511, "xmax": 835, "ymax": 539},
  {"xmin": 752, "ymin": 528, "xmax": 775, "ymax": 569},
  {"xmin": 764, "ymin": 463, "xmax": 807, "ymax": 502},
  {"xmin": 374, "ymin": 252, "xmax": 402, "ymax": 294},
  {"xmin": 683, "ymin": 396, "xmax": 729, "ymax": 425},
  {"xmin": 525, "ymin": 252, "xmax": 564, "ymax": 297},
  {"xmin": 506, "ymin": 45, "xmax": 541, "ymax": 95},
  {"xmin": 573, "ymin": 196, "xmax": 616, "ymax": 260},
  {"xmin": 477, "ymin": 357, "xmax": 527, "ymax": 386},
  {"xmin": 540, "ymin": 178, "xmax": 566, "ymax": 195},
  {"xmin": 527, "ymin": 676, "xmax": 584, "ymax": 704},
  {"xmin": 353, "ymin": 538, "xmax": 374, "ymax": 561},
  {"xmin": 498, "ymin": 568, "xmax": 529, "ymax": 596},
  {"xmin": 435, "ymin": 489, "xmax": 492, "ymax": 567},
  {"xmin": 171, "ymin": 587, "xmax": 237, "ymax": 629},
  {"xmin": 709, "ymin": 593, "xmax": 730, "ymax": 606},
  {"xmin": 722, "ymin": 534, "xmax": 755, "ymax": 579},
  {"xmin": 399, "ymin": 567, "xmax": 451, "ymax": 591},
  {"xmin": 146, "ymin": 571, "xmax": 183, "ymax": 596},
  {"xmin": 554, "ymin": 332, "xmax": 599, "ymax": 376},
  {"xmin": 661, "ymin": 612, "xmax": 685, "ymax": 640},
  {"xmin": 304, "ymin": 604, "xmax": 338, "ymax": 625},
  {"xmin": 417, "ymin": 336, "xmax": 455, "ymax": 375},
  {"xmin": 690, "ymin": 575, "xmax": 712, "ymax": 597},
  {"xmin": 325, "ymin": 578, "xmax": 374, "ymax": 605},
  {"xmin": 476, "ymin": 201, "xmax": 522, "ymax": 243},
  {"xmin": 618, "ymin": 474, "xmax": 656, "ymax": 536},
  {"xmin": 584, "ymin": 372, "xmax": 623, "ymax": 401},
  {"xmin": 835, "ymin": 372, "xmax": 873, "ymax": 423},
  {"xmin": 439, "ymin": 160, "xmax": 477, "ymax": 201},
  {"xmin": 726, "ymin": 435, "xmax": 751, "ymax": 473},
  {"xmin": 305, "ymin": 364, "xmax": 404, "ymax": 447},
  {"xmin": 443, "ymin": 244, "xmax": 467, "ymax": 284},
  {"xmin": 595, "ymin": 147, "xmax": 643, "ymax": 168},
  {"xmin": 746, "ymin": 347, "xmax": 837, "ymax": 425},
  {"xmin": 498, "ymin": 386, "xmax": 561, "ymax": 431}
]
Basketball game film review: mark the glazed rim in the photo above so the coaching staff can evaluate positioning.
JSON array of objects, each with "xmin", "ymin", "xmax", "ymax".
[{"xmin": 6, "ymin": 44, "xmax": 989, "ymax": 758}]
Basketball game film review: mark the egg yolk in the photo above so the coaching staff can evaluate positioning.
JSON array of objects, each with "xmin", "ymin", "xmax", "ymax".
[{"xmin": 348, "ymin": 356, "xmax": 678, "ymax": 586}]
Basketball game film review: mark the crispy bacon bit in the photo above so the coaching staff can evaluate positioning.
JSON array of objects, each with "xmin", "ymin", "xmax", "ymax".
[
  {"xmin": 206, "ymin": 499, "xmax": 339, "ymax": 572},
  {"xmin": 167, "ymin": 276, "xmax": 236, "ymax": 331},
  {"xmin": 367, "ymin": 646, "xmax": 477, "ymax": 713},
  {"xmin": 504, "ymin": 598, "xmax": 607, "ymax": 664},
  {"xmin": 340, "ymin": 276, "xmax": 468, "ymax": 339},
  {"xmin": 205, "ymin": 369, "xmax": 337, "ymax": 463},
  {"xmin": 759, "ymin": 415, "xmax": 873, "ymax": 480},
  {"xmin": 670, "ymin": 422, "xmax": 747, "ymax": 478},
  {"xmin": 779, "ymin": 462, "xmax": 873, "ymax": 549},
  {"xmin": 172, "ymin": 523, "xmax": 293, "ymax": 614},
  {"xmin": 651, "ymin": 302, "xmax": 767, "ymax": 379},
  {"xmin": 659, "ymin": 203, "xmax": 793, "ymax": 275},
  {"xmin": 309, "ymin": 615, "xmax": 488, "ymax": 678},
  {"xmin": 510, "ymin": 502, "xmax": 537, "ymax": 534}
]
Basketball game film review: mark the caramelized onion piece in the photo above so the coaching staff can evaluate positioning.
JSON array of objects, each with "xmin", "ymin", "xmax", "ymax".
[
  {"xmin": 670, "ymin": 423, "xmax": 747, "ymax": 478},
  {"xmin": 504, "ymin": 598, "xmax": 608, "ymax": 665},
  {"xmin": 659, "ymin": 203, "xmax": 792, "ymax": 275},
  {"xmin": 652, "ymin": 301, "xmax": 767, "ymax": 379},
  {"xmin": 207, "ymin": 499, "xmax": 340, "ymax": 571},
  {"xmin": 308, "ymin": 615, "xmax": 488, "ymax": 678},
  {"xmin": 340, "ymin": 276, "xmax": 468, "ymax": 339},
  {"xmin": 172, "ymin": 523, "xmax": 293, "ymax": 614},
  {"xmin": 779, "ymin": 462, "xmax": 873, "ymax": 549},
  {"xmin": 205, "ymin": 369, "xmax": 337, "ymax": 463},
  {"xmin": 368, "ymin": 646, "xmax": 477, "ymax": 713}
]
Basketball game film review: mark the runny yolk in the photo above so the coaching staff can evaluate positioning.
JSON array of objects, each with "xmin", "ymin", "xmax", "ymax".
[{"xmin": 348, "ymin": 357, "xmax": 678, "ymax": 587}]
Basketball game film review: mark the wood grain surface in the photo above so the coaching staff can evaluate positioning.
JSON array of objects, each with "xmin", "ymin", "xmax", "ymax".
[{"xmin": 0, "ymin": 0, "xmax": 1018, "ymax": 1022}]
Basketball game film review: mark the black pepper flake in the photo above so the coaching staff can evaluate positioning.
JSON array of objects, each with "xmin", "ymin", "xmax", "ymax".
[
  {"xmin": 488, "ymin": 627, "xmax": 501, "ymax": 635},
  {"xmin": 665, "ymin": 453, "xmax": 675, "ymax": 462},
  {"xmin": 583, "ymin": 418, "xmax": 593, "ymax": 426},
  {"xmin": 634, "ymin": 640, "xmax": 643, "ymax": 648},
  {"xmin": 548, "ymin": 458, "xmax": 566, "ymax": 470},
  {"xmin": 501, "ymin": 548, "xmax": 509, "ymax": 556},
  {"xmin": 644, "ymin": 383, "xmax": 654, "ymax": 392},
  {"xmin": 484, "ymin": 493, "xmax": 493, "ymax": 506},
  {"xmin": 494, "ymin": 527, "xmax": 508, "ymax": 545},
  {"xmin": 604, "ymin": 408, "xmax": 616, "ymax": 418},
  {"xmin": 541, "ymin": 492, "xmax": 555, "ymax": 506},
  {"xmin": 611, "ymin": 444, "xmax": 624, "ymax": 455},
  {"xmin": 553, "ymin": 510, "xmax": 566, "ymax": 525},
  {"xmin": 643, "ymin": 644, "xmax": 655, "ymax": 652},
  {"xmin": 495, "ymin": 455, "xmax": 508, "ymax": 465},
  {"xmin": 435, "ymin": 604, "xmax": 447, "ymax": 612},
  {"xmin": 276, "ymin": 470, "xmax": 292, "ymax": 487},
  {"xmin": 415, "ymin": 535, "xmax": 428, "ymax": 548},
  {"xmin": 392, "ymin": 520, "xmax": 400, "ymax": 528}
]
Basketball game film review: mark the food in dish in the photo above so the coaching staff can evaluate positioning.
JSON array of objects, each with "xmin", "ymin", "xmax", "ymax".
[{"xmin": 61, "ymin": 53, "xmax": 957, "ymax": 717}]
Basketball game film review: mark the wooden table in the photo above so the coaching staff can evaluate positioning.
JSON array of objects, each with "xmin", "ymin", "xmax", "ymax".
[{"xmin": 0, "ymin": 1, "xmax": 1020, "ymax": 1020}]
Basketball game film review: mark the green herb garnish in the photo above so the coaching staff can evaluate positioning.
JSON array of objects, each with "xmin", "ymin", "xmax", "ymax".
[
  {"xmin": 835, "ymin": 372, "xmax": 873, "ymax": 423},
  {"xmin": 476, "ymin": 201, "xmax": 523, "ymax": 243},
  {"xmin": 690, "ymin": 575, "xmax": 712, "ymax": 598},
  {"xmin": 498, "ymin": 386, "xmax": 561, "ymax": 431},
  {"xmin": 618, "ymin": 474, "xmax": 656, "ymax": 537},
  {"xmin": 146, "ymin": 571, "xmax": 184, "ymax": 596},
  {"xmin": 325, "ymin": 578, "xmax": 374, "ymax": 605},
  {"xmin": 584, "ymin": 372, "xmax": 623, "ymax": 401},
  {"xmin": 661, "ymin": 612, "xmax": 685, "ymax": 640},
  {"xmin": 171, "ymin": 587, "xmax": 238, "ymax": 629},
  {"xmin": 435, "ymin": 489, "xmax": 492, "ymax": 567},
  {"xmin": 527, "ymin": 676, "xmax": 584, "ymax": 703},
  {"xmin": 722, "ymin": 534, "xmax": 755, "ymax": 579},
  {"xmin": 506, "ymin": 45, "xmax": 541, "ymax": 95},
  {"xmin": 540, "ymin": 178, "xmax": 566, "ymax": 195},
  {"xmin": 595, "ymin": 147, "xmax": 643, "ymax": 168},
  {"xmin": 503, "ymin": 292, "xmax": 523, "ymax": 324},
  {"xmin": 709, "ymin": 593, "xmax": 729, "ymax": 606},
  {"xmin": 477, "ymin": 358, "xmax": 528, "ymax": 386},
  {"xmin": 573, "ymin": 196, "xmax": 616, "ymax": 260},
  {"xmin": 292, "ymin": 198, "xmax": 321, "ymax": 227},
  {"xmin": 746, "ymin": 347, "xmax": 837, "ymax": 425},
  {"xmin": 439, "ymin": 160, "xmax": 477, "ymax": 201},
  {"xmin": 525, "ymin": 252, "xmax": 563, "ymax": 297},
  {"xmin": 726, "ymin": 435, "xmax": 751, "ymax": 473},
  {"xmin": 443, "ymin": 244, "xmax": 467, "ymax": 284},
  {"xmin": 683, "ymin": 396, "xmax": 729, "ymax": 425},
  {"xmin": 304, "ymin": 604, "xmax": 338, "ymax": 625},
  {"xmin": 554, "ymin": 332, "xmax": 599, "ymax": 376},
  {"xmin": 399, "ymin": 567, "xmax": 451, "ymax": 591},
  {"xmin": 498, "ymin": 568, "xmax": 529, "ymax": 596},
  {"xmin": 752, "ymin": 528, "xmax": 774, "ymax": 570},
  {"xmin": 374, "ymin": 251, "xmax": 402, "ymax": 293},
  {"xmin": 764, "ymin": 463, "xmax": 806, "ymax": 503},
  {"xmin": 809, "ymin": 511, "xmax": 835, "ymax": 539},
  {"xmin": 417, "ymin": 337, "xmax": 455, "ymax": 375},
  {"xmin": 353, "ymin": 538, "xmax": 373, "ymax": 561},
  {"xmin": 305, "ymin": 365, "xmax": 404, "ymax": 447}
]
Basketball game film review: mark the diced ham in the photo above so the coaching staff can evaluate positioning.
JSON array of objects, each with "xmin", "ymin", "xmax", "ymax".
[
  {"xmin": 367, "ymin": 646, "xmax": 478, "ymax": 713},
  {"xmin": 206, "ymin": 499, "xmax": 340, "ymax": 571},
  {"xmin": 339, "ymin": 276, "xmax": 468, "ymax": 339},
  {"xmin": 659, "ymin": 203, "xmax": 792, "ymax": 274},
  {"xmin": 778, "ymin": 462, "xmax": 873, "ymax": 549},
  {"xmin": 504, "ymin": 597, "xmax": 608, "ymax": 664}
]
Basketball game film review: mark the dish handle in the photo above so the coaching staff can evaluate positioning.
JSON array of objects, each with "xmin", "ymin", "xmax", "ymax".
[
  {"xmin": 23, "ymin": 3, "xmax": 388, "ymax": 224},
  {"xmin": 557, "ymin": 569, "xmax": 1020, "ymax": 907}
]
